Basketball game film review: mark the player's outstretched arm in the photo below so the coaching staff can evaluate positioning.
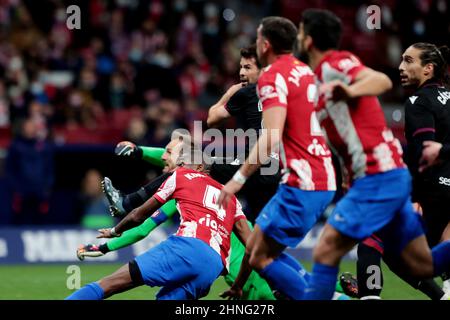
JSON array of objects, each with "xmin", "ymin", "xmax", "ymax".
[
  {"xmin": 97, "ymin": 196, "xmax": 163, "ymax": 238},
  {"xmin": 140, "ymin": 146, "xmax": 165, "ymax": 167},
  {"xmin": 115, "ymin": 141, "xmax": 166, "ymax": 168},
  {"xmin": 105, "ymin": 200, "xmax": 177, "ymax": 251}
]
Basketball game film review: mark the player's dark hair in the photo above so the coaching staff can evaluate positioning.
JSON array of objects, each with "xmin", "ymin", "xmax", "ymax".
[
  {"xmin": 412, "ymin": 42, "xmax": 450, "ymax": 87},
  {"xmin": 240, "ymin": 44, "xmax": 261, "ymax": 68},
  {"xmin": 260, "ymin": 16, "xmax": 297, "ymax": 54},
  {"xmin": 301, "ymin": 9, "xmax": 342, "ymax": 51}
]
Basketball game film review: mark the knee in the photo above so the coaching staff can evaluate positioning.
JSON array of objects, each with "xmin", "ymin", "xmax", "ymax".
[
  {"xmin": 248, "ymin": 252, "xmax": 270, "ymax": 271},
  {"xmin": 313, "ymin": 233, "xmax": 345, "ymax": 265}
]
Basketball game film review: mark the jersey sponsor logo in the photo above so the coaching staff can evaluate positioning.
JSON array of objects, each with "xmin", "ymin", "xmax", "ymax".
[
  {"xmin": 287, "ymin": 65, "xmax": 314, "ymax": 87},
  {"xmin": 199, "ymin": 214, "xmax": 218, "ymax": 230},
  {"xmin": 439, "ymin": 176, "xmax": 450, "ymax": 187},
  {"xmin": 409, "ymin": 96, "xmax": 418, "ymax": 104},
  {"xmin": 437, "ymin": 91, "xmax": 450, "ymax": 105}
]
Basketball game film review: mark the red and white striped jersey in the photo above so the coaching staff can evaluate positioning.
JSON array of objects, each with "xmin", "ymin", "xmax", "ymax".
[
  {"xmin": 314, "ymin": 50, "xmax": 405, "ymax": 182},
  {"xmin": 153, "ymin": 167, "xmax": 246, "ymax": 271},
  {"xmin": 257, "ymin": 54, "xmax": 336, "ymax": 191}
]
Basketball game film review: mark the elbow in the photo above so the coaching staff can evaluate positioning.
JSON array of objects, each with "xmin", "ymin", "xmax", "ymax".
[
  {"xmin": 379, "ymin": 73, "xmax": 393, "ymax": 92},
  {"xmin": 207, "ymin": 112, "xmax": 220, "ymax": 128},
  {"xmin": 206, "ymin": 116, "xmax": 215, "ymax": 128}
]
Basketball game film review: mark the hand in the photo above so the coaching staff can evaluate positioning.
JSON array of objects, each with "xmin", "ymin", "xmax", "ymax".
[
  {"xmin": 218, "ymin": 179, "xmax": 244, "ymax": 210},
  {"xmin": 320, "ymin": 80, "xmax": 354, "ymax": 102},
  {"xmin": 96, "ymin": 228, "xmax": 120, "ymax": 239},
  {"xmin": 76, "ymin": 244, "xmax": 104, "ymax": 261},
  {"xmin": 412, "ymin": 202, "xmax": 423, "ymax": 216},
  {"xmin": 115, "ymin": 141, "xmax": 140, "ymax": 158},
  {"xmin": 419, "ymin": 141, "xmax": 443, "ymax": 172},
  {"xmin": 220, "ymin": 286, "xmax": 243, "ymax": 300}
]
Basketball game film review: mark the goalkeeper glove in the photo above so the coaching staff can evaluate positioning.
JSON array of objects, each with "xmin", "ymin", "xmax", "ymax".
[
  {"xmin": 115, "ymin": 141, "xmax": 142, "ymax": 159},
  {"xmin": 76, "ymin": 244, "xmax": 105, "ymax": 261}
]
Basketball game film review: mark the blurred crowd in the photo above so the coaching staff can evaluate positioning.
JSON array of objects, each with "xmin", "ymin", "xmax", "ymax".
[
  {"xmin": 0, "ymin": 0, "xmax": 448, "ymax": 225},
  {"xmin": 0, "ymin": 0, "xmax": 448, "ymax": 147}
]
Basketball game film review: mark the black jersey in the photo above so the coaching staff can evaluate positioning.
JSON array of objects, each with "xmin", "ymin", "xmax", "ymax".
[
  {"xmin": 225, "ymin": 84, "xmax": 263, "ymax": 132},
  {"xmin": 404, "ymin": 80, "xmax": 450, "ymax": 197}
]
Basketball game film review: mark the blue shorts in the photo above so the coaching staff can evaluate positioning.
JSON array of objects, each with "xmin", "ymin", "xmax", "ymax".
[
  {"xmin": 256, "ymin": 184, "xmax": 335, "ymax": 248},
  {"xmin": 329, "ymin": 168, "xmax": 424, "ymax": 253},
  {"xmin": 134, "ymin": 235, "xmax": 224, "ymax": 300}
]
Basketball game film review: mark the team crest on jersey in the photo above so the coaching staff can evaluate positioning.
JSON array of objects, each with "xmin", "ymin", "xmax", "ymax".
[{"xmin": 260, "ymin": 85, "xmax": 274, "ymax": 96}]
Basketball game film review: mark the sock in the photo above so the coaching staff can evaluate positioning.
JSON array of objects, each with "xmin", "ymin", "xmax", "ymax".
[
  {"xmin": 65, "ymin": 282, "xmax": 104, "ymax": 300},
  {"xmin": 357, "ymin": 242, "xmax": 383, "ymax": 298},
  {"xmin": 258, "ymin": 258, "xmax": 308, "ymax": 300},
  {"xmin": 277, "ymin": 253, "xmax": 311, "ymax": 282},
  {"xmin": 303, "ymin": 263, "xmax": 338, "ymax": 300},
  {"xmin": 417, "ymin": 279, "xmax": 445, "ymax": 300},
  {"xmin": 432, "ymin": 240, "xmax": 450, "ymax": 277}
]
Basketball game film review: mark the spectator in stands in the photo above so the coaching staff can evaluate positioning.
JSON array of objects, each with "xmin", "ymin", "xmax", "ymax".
[
  {"xmin": 5, "ymin": 117, "xmax": 54, "ymax": 224},
  {"xmin": 78, "ymin": 169, "xmax": 114, "ymax": 229}
]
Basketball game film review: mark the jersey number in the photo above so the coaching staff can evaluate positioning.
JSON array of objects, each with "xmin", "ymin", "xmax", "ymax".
[{"xmin": 203, "ymin": 185, "xmax": 226, "ymax": 221}]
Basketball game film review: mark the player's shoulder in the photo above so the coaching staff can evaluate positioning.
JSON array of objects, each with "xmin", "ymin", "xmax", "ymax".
[
  {"xmin": 417, "ymin": 83, "xmax": 450, "ymax": 107},
  {"xmin": 259, "ymin": 55, "xmax": 313, "ymax": 86},
  {"xmin": 406, "ymin": 84, "xmax": 443, "ymax": 109},
  {"xmin": 324, "ymin": 50, "xmax": 364, "ymax": 71},
  {"xmin": 235, "ymin": 83, "xmax": 257, "ymax": 99}
]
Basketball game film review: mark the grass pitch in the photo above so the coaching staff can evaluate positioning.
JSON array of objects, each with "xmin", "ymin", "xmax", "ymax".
[{"xmin": 0, "ymin": 261, "xmax": 437, "ymax": 300}]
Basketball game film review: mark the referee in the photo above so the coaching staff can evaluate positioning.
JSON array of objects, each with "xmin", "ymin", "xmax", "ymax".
[
  {"xmin": 399, "ymin": 42, "xmax": 450, "ymax": 247},
  {"xmin": 207, "ymin": 44, "xmax": 280, "ymax": 223}
]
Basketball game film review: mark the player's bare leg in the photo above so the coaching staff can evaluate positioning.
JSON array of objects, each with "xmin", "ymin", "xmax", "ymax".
[{"xmin": 98, "ymin": 263, "xmax": 139, "ymax": 299}]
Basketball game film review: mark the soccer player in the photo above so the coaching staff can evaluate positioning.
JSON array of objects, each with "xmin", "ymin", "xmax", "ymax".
[
  {"xmin": 296, "ymin": 8, "xmax": 450, "ymax": 300},
  {"xmin": 66, "ymin": 149, "xmax": 253, "ymax": 300},
  {"xmin": 206, "ymin": 44, "xmax": 281, "ymax": 223},
  {"xmin": 207, "ymin": 44, "xmax": 262, "ymax": 131},
  {"xmin": 341, "ymin": 43, "xmax": 450, "ymax": 300},
  {"xmin": 399, "ymin": 42, "xmax": 450, "ymax": 294},
  {"xmin": 79, "ymin": 139, "xmax": 277, "ymax": 300},
  {"xmin": 218, "ymin": 16, "xmax": 337, "ymax": 300},
  {"xmin": 400, "ymin": 43, "xmax": 450, "ymax": 247}
]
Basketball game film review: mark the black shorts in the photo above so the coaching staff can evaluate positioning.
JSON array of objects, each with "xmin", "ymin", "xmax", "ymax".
[{"xmin": 417, "ymin": 188, "xmax": 450, "ymax": 247}]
